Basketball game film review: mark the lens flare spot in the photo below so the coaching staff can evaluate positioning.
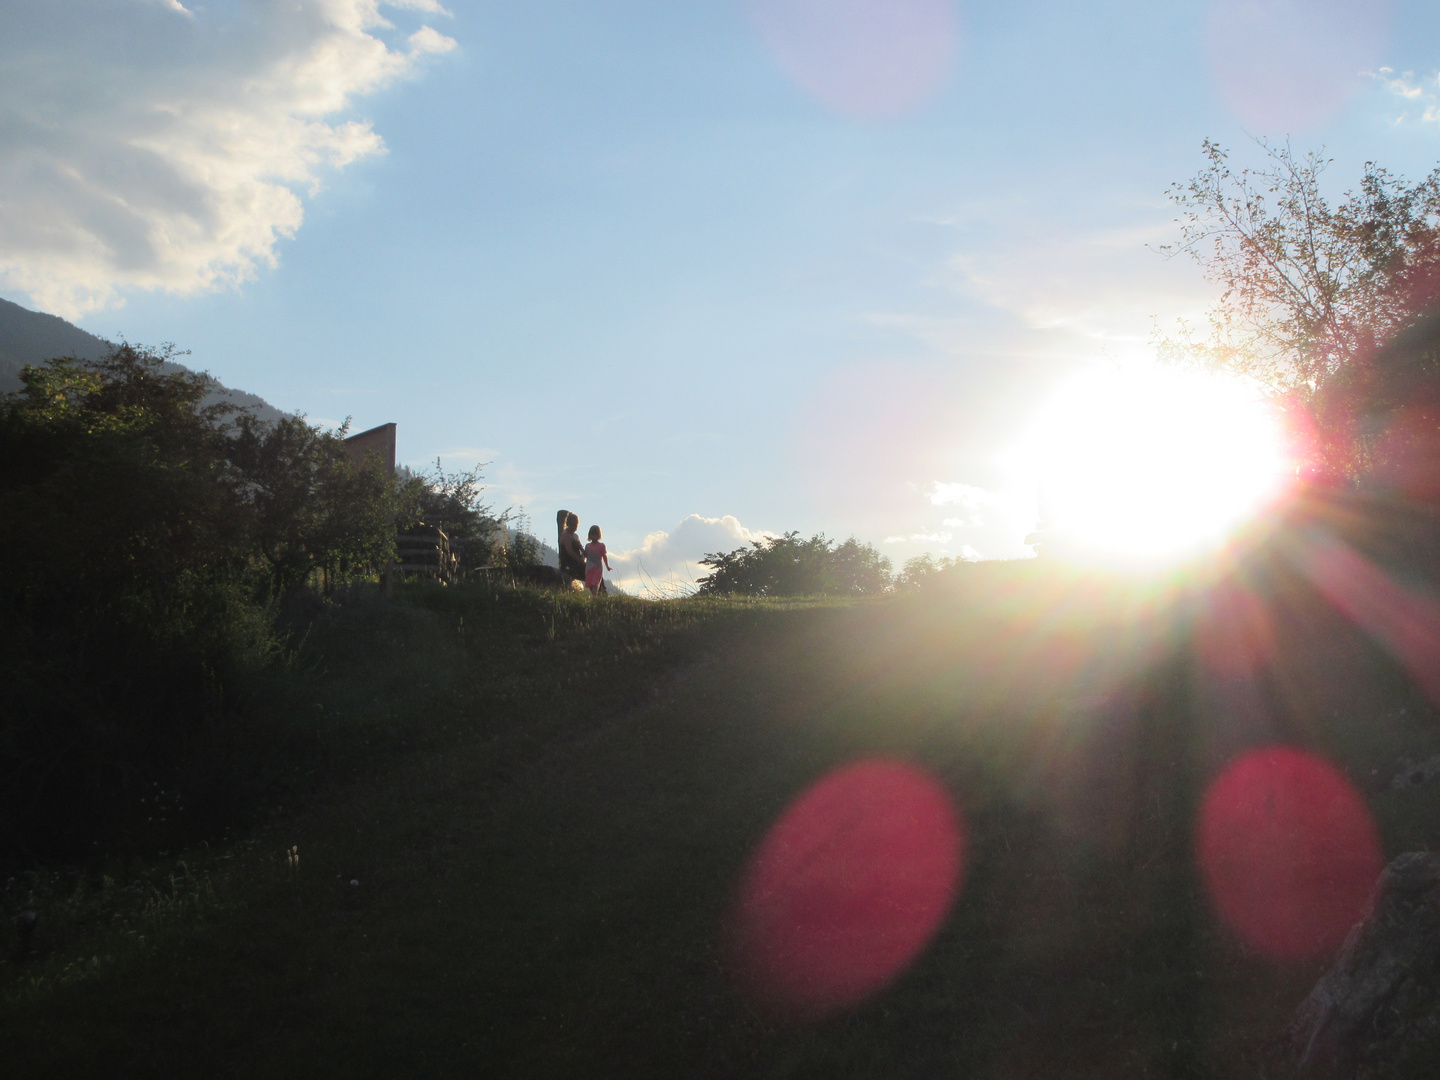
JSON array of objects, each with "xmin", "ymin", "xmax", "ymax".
[
  {"xmin": 1197, "ymin": 747, "xmax": 1382, "ymax": 962},
  {"xmin": 728, "ymin": 758, "xmax": 965, "ymax": 1019},
  {"xmin": 746, "ymin": 0, "xmax": 959, "ymax": 120},
  {"xmin": 795, "ymin": 361, "xmax": 957, "ymax": 528},
  {"xmin": 1203, "ymin": 0, "xmax": 1391, "ymax": 132}
]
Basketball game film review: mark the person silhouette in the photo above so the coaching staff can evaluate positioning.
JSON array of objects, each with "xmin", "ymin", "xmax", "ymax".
[
  {"xmin": 584, "ymin": 525, "xmax": 611, "ymax": 595},
  {"xmin": 557, "ymin": 510, "xmax": 586, "ymax": 587}
]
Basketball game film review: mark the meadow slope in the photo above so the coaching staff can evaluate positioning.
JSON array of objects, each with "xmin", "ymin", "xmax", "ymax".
[{"xmin": 5, "ymin": 567, "xmax": 1440, "ymax": 1079}]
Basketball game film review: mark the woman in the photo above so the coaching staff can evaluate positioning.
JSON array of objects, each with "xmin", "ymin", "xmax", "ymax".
[{"xmin": 557, "ymin": 510, "xmax": 586, "ymax": 587}]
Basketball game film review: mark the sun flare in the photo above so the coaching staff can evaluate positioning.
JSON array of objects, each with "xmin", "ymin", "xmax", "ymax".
[{"xmin": 1019, "ymin": 365, "xmax": 1293, "ymax": 564}]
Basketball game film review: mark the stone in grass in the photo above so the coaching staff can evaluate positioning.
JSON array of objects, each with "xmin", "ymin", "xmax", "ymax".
[{"xmin": 1269, "ymin": 852, "xmax": 1440, "ymax": 1079}]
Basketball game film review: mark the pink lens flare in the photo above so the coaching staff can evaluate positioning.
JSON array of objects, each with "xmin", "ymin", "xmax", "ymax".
[
  {"xmin": 1275, "ymin": 397, "xmax": 1329, "ymax": 486},
  {"xmin": 746, "ymin": 0, "xmax": 959, "ymax": 120},
  {"xmin": 1203, "ymin": 0, "xmax": 1391, "ymax": 132},
  {"xmin": 1197, "ymin": 746, "xmax": 1382, "ymax": 962},
  {"xmin": 794, "ymin": 361, "xmax": 958, "ymax": 527},
  {"xmin": 727, "ymin": 758, "xmax": 966, "ymax": 1020}
]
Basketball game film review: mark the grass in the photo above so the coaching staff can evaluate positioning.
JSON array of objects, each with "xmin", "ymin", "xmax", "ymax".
[{"xmin": 5, "ymin": 564, "xmax": 1440, "ymax": 1078}]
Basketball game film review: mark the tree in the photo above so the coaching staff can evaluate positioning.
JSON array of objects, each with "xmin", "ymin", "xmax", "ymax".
[
  {"xmin": 696, "ymin": 532, "xmax": 892, "ymax": 597},
  {"xmin": 228, "ymin": 413, "xmax": 399, "ymax": 594},
  {"xmin": 1162, "ymin": 139, "xmax": 1440, "ymax": 476},
  {"xmin": 0, "ymin": 345, "xmax": 405, "ymax": 864},
  {"xmin": 895, "ymin": 552, "xmax": 970, "ymax": 591},
  {"xmin": 0, "ymin": 345, "xmax": 245, "ymax": 600},
  {"xmin": 489, "ymin": 511, "xmax": 543, "ymax": 570},
  {"xmin": 1, "ymin": 345, "xmax": 265, "ymax": 865},
  {"xmin": 396, "ymin": 458, "xmax": 503, "ymax": 566}
]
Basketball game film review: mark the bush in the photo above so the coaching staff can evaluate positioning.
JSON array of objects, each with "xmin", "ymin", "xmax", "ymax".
[
  {"xmin": 396, "ymin": 459, "xmax": 502, "ymax": 568},
  {"xmin": 230, "ymin": 413, "xmax": 399, "ymax": 595},
  {"xmin": 0, "ymin": 346, "xmax": 399, "ymax": 870},
  {"xmin": 696, "ymin": 532, "xmax": 892, "ymax": 596},
  {"xmin": 491, "ymin": 512, "xmax": 543, "ymax": 571},
  {"xmin": 895, "ymin": 552, "xmax": 972, "ymax": 591}
]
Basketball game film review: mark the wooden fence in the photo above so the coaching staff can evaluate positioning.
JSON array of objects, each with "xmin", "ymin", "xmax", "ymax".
[{"xmin": 392, "ymin": 525, "xmax": 460, "ymax": 586}]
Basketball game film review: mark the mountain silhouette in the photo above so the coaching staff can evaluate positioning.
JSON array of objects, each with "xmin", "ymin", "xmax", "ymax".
[{"xmin": 0, "ymin": 295, "xmax": 290, "ymax": 425}]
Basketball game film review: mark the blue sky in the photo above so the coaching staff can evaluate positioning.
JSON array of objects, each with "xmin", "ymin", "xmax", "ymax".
[{"xmin": 4, "ymin": 0, "xmax": 1440, "ymax": 588}]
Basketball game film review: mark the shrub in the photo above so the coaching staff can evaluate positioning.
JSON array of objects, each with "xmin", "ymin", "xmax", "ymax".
[
  {"xmin": 895, "ymin": 553, "xmax": 972, "ymax": 591},
  {"xmin": 395, "ymin": 459, "xmax": 503, "ymax": 568},
  {"xmin": 0, "ymin": 346, "xmax": 398, "ymax": 869},
  {"xmin": 696, "ymin": 532, "xmax": 892, "ymax": 597},
  {"xmin": 229, "ymin": 413, "xmax": 398, "ymax": 594}
]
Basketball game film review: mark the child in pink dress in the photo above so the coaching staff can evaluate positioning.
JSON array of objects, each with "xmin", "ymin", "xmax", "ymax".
[{"xmin": 584, "ymin": 525, "xmax": 610, "ymax": 594}]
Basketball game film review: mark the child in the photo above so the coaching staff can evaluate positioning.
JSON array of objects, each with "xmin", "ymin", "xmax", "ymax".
[{"xmin": 584, "ymin": 525, "xmax": 610, "ymax": 594}]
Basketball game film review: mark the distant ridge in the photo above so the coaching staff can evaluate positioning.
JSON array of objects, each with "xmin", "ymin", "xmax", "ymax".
[{"xmin": 0, "ymin": 296, "xmax": 291, "ymax": 425}]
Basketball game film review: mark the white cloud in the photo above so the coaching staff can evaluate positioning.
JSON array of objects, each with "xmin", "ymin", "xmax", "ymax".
[
  {"xmin": 929, "ymin": 481, "xmax": 995, "ymax": 512},
  {"xmin": 0, "ymin": 0, "xmax": 455, "ymax": 317},
  {"xmin": 387, "ymin": 0, "xmax": 452, "ymax": 12},
  {"xmin": 606, "ymin": 514, "xmax": 776, "ymax": 597},
  {"xmin": 877, "ymin": 475, "xmax": 1038, "ymax": 564},
  {"xmin": 884, "ymin": 530, "xmax": 953, "ymax": 545},
  {"xmin": 946, "ymin": 217, "xmax": 1215, "ymax": 359},
  {"xmin": 1375, "ymin": 68, "xmax": 1440, "ymax": 124}
]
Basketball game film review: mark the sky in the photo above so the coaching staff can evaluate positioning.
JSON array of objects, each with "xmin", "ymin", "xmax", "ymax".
[{"xmin": 4, "ymin": 0, "xmax": 1440, "ymax": 592}]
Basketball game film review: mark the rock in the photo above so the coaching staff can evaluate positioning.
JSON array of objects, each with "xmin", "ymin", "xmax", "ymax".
[
  {"xmin": 1391, "ymin": 755, "xmax": 1440, "ymax": 792},
  {"xmin": 1271, "ymin": 851, "xmax": 1440, "ymax": 1078}
]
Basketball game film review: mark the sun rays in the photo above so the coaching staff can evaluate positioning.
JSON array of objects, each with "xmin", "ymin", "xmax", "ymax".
[{"xmin": 1015, "ymin": 364, "xmax": 1294, "ymax": 565}]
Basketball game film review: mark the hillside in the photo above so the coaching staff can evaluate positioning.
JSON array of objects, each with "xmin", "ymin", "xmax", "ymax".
[
  {"xmin": 5, "ymin": 561, "xmax": 1439, "ymax": 1077},
  {"xmin": 0, "ymin": 296, "xmax": 290, "ymax": 425}
]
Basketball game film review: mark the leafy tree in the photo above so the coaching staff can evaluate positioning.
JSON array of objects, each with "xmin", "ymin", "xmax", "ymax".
[
  {"xmin": 229, "ymin": 413, "xmax": 398, "ymax": 594},
  {"xmin": 895, "ymin": 552, "xmax": 970, "ymax": 591},
  {"xmin": 489, "ymin": 511, "xmax": 542, "ymax": 570},
  {"xmin": 0, "ymin": 345, "xmax": 402, "ymax": 866},
  {"xmin": 1162, "ymin": 139, "xmax": 1440, "ymax": 475},
  {"xmin": 396, "ymin": 458, "xmax": 502, "ymax": 566},
  {"xmin": 696, "ymin": 532, "xmax": 892, "ymax": 597},
  {"xmin": 0, "ymin": 346, "xmax": 244, "ymax": 600},
  {"xmin": 1, "ymin": 346, "xmax": 259, "ymax": 865}
]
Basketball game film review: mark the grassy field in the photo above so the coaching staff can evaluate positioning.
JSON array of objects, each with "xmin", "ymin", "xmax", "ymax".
[{"xmin": 5, "ymin": 562, "xmax": 1440, "ymax": 1079}]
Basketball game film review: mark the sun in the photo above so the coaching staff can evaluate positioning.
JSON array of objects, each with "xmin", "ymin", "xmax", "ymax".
[{"xmin": 1018, "ymin": 364, "xmax": 1294, "ymax": 564}]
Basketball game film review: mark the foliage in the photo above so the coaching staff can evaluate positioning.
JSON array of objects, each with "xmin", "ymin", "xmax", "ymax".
[
  {"xmin": 0, "ymin": 346, "xmax": 398, "ymax": 868},
  {"xmin": 1162, "ymin": 139, "xmax": 1440, "ymax": 475},
  {"xmin": 696, "ymin": 532, "xmax": 892, "ymax": 597},
  {"xmin": 1, "ymin": 348, "xmax": 240, "ymax": 591},
  {"xmin": 477, "ymin": 509, "xmax": 540, "ymax": 571},
  {"xmin": 894, "ymin": 552, "xmax": 972, "ymax": 591},
  {"xmin": 396, "ymin": 459, "xmax": 501, "ymax": 565},
  {"xmin": 230, "ymin": 414, "xmax": 398, "ymax": 594},
  {"xmin": 489, "ymin": 511, "xmax": 543, "ymax": 570}
]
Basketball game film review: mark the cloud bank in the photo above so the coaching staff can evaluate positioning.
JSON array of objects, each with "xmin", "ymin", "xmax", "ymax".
[
  {"xmin": 607, "ymin": 514, "xmax": 776, "ymax": 596},
  {"xmin": 0, "ymin": 0, "xmax": 454, "ymax": 317}
]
